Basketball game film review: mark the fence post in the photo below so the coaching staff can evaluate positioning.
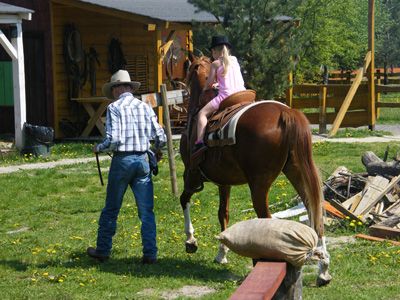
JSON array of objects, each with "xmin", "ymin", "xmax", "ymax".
[
  {"xmin": 286, "ymin": 72, "xmax": 293, "ymax": 107},
  {"xmin": 160, "ymin": 84, "xmax": 179, "ymax": 197},
  {"xmin": 376, "ymin": 69, "xmax": 381, "ymax": 119},
  {"xmin": 319, "ymin": 85, "xmax": 327, "ymax": 134}
]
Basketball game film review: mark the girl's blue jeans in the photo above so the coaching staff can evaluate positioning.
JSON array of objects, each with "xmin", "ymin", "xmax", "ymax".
[{"xmin": 96, "ymin": 152, "xmax": 157, "ymax": 259}]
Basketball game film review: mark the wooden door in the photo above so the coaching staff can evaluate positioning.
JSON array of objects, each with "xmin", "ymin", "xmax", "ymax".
[{"xmin": 23, "ymin": 32, "xmax": 47, "ymax": 125}]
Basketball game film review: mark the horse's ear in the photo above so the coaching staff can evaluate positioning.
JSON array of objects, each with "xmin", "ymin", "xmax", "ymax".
[{"xmin": 188, "ymin": 51, "xmax": 196, "ymax": 63}]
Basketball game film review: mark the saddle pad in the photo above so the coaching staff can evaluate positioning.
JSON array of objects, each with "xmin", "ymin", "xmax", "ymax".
[{"xmin": 206, "ymin": 100, "xmax": 288, "ymax": 147}]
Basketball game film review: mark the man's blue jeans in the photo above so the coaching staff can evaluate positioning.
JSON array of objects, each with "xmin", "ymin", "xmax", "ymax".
[{"xmin": 96, "ymin": 152, "xmax": 157, "ymax": 259}]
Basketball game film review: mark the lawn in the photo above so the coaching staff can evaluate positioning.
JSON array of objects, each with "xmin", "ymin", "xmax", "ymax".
[{"xmin": 1, "ymin": 141, "xmax": 400, "ymax": 299}]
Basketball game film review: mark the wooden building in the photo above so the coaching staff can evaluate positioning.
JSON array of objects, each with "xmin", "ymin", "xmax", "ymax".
[{"xmin": 0, "ymin": 0, "xmax": 217, "ymax": 139}]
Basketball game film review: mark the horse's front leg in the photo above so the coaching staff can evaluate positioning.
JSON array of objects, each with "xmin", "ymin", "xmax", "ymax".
[
  {"xmin": 214, "ymin": 185, "xmax": 231, "ymax": 264},
  {"xmin": 180, "ymin": 189, "xmax": 198, "ymax": 253},
  {"xmin": 316, "ymin": 236, "xmax": 332, "ymax": 286}
]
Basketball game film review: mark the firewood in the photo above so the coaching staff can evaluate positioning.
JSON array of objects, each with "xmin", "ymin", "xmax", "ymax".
[{"xmin": 353, "ymin": 176, "xmax": 390, "ymax": 217}]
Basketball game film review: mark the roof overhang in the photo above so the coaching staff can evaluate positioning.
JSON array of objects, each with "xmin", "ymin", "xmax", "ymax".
[
  {"xmin": 51, "ymin": 0, "xmax": 217, "ymax": 31},
  {"xmin": 0, "ymin": 2, "xmax": 34, "ymax": 24}
]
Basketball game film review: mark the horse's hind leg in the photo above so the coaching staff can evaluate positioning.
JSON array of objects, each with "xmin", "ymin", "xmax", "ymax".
[
  {"xmin": 283, "ymin": 161, "xmax": 332, "ymax": 286},
  {"xmin": 248, "ymin": 177, "xmax": 276, "ymax": 218},
  {"xmin": 180, "ymin": 189, "xmax": 198, "ymax": 253},
  {"xmin": 214, "ymin": 185, "xmax": 231, "ymax": 264}
]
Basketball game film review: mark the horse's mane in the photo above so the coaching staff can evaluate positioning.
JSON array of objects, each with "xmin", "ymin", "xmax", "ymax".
[
  {"xmin": 185, "ymin": 56, "xmax": 212, "ymax": 115},
  {"xmin": 185, "ymin": 56, "xmax": 211, "ymax": 88}
]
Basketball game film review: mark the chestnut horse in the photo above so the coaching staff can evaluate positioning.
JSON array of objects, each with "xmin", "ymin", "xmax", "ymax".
[{"xmin": 179, "ymin": 56, "xmax": 331, "ymax": 286}]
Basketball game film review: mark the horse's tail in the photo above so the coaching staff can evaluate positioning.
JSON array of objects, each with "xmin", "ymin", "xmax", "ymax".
[{"xmin": 280, "ymin": 109, "xmax": 324, "ymax": 237}]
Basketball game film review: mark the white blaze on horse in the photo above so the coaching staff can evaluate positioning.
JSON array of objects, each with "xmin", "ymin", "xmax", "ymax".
[{"xmin": 179, "ymin": 55, "xmax": 332, "ymax": 286}]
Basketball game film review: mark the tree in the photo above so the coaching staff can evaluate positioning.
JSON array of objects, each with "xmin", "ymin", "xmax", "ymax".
[
  {"xmin": 189, "ymin": 0, "xmax": 398, "ymax": 95},
  {"xmin": 189, "ymin": 0, "xmax": 303, "ymax": 98},
  {"xmin": 292, "ymin": 0, "xmax": 369, "ymax": 82},
  {"xmin": 375, "ymin": 0, "xmax": 400, "ymax": 73}
]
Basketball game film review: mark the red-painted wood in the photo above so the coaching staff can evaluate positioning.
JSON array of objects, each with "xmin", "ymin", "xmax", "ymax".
[{"xmin": 229, "ymin": 262, "xmax": 287, "ymax": 300}]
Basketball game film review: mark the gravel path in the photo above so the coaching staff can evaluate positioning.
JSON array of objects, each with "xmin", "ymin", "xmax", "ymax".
[{"xmin": 1, "ymin": 124, "xmax": 399, "ymax": 175}]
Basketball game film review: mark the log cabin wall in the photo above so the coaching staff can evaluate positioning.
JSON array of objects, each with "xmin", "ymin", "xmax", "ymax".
[{"xmin": 52, "ymin": 2, "xmax": 159, "ymax": 137}]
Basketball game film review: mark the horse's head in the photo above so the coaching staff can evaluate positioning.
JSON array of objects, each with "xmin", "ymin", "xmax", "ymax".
[{"xmin": 185, "ymin": 54, "xmax": 213, "ymax": 114}]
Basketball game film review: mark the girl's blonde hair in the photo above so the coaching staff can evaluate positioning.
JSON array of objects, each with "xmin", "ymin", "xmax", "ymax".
[{"xmin": 214, "ymin": 45, "xmax": 231, "ymax": 77}]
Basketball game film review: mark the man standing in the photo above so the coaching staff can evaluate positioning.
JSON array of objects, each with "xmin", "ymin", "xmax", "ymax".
[{"xmin": 87, "ymin": 70, "xmax": 166, "ymax": 264}]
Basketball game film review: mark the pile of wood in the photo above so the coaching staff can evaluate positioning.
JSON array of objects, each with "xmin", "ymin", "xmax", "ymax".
[{"xmin": 323, "ymin": 161, "xmax": 400, "ymax": 242}]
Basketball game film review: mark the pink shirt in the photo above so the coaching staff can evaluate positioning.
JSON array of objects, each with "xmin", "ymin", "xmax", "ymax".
[{"xmin": 210, "ymin": 56, "xmax": 246, "ymax": 109}]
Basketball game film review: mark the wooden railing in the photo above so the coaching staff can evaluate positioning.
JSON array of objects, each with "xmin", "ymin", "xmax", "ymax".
[
  {"xmin": 286, "ymin": 53, "xmax": 400, "ymax": 136},
  {"xmin": 329, "ymin": 51, "xmax": 371, "ymax": 136}
]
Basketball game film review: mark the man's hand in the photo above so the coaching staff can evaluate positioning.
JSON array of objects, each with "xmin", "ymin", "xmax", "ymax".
[
  {"xmin": 92, "ymin": 144, "xmax": 99, "ymax": 153},
  {"xmin": 155, "ymin": 148, "xmax": 163, "ymax": 162}
]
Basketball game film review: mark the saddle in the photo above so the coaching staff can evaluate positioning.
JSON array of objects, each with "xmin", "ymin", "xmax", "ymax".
[
  {"xmin": 206, "ymin": 90, "xmax": 256, "ymax": 136},
  {"xmin": 189, "ymin": 90, "xmax": 256, "ymax": 168}
]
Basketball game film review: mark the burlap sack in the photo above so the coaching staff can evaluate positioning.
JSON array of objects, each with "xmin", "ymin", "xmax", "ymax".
[{"xmin": 217, "ymin": 219, "xmax": 319, "ymax": 267}]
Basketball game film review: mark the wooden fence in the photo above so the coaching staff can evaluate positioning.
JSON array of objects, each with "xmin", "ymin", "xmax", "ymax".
[{"xmin": 287, "ymin": 60, "xmax": 400, "ymax": 135}]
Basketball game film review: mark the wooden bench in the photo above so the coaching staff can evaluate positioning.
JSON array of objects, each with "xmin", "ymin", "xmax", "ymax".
[{"xmin": 229, "ymin": 261, "xmax": 303, "ymax": 300}]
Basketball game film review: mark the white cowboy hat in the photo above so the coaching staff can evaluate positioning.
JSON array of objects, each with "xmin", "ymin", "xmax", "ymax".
[{"xmin": 102, "ymin": 70, "xmax": 140, "ymax": 99}]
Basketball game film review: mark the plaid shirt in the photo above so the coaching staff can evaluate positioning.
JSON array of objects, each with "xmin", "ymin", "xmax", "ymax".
[{"xmin": 96, "ymin": 92, "xmax": 166, "ymax": 152}]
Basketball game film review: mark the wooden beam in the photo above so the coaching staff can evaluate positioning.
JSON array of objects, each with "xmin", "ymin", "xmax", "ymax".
[
  {"xmin": 328, "ymin": 51, "xmax": 371, "ymax": 137},
  {"xmin": 146, "ymin": 24, "xmax": 156, "ymax": 31},
  {"xmin": 160, "ymin": 84, "xmax": 179, "ymax": 197},
  {"xmin": 367, "ymin": 0, "xmax": 376, "ymax": 129},
  {"xmin": 318, "ymin": 86, "xmax": 327, "ymax": 133},
  {"xmin": 229, "ymin": 262, "xmax": 287, "ymax": 300},
  {"xmin": 0, "ymin": 29, "xmax": 17, "ymax": 60},
  {"xmin": 155, "ymin": 30, "xmax": 163, "ymax": 125},
  {"xmin": 369, "ymin": 224, "xmax": 400, "ymax": 240},
  {"xmin": 355, "ymin": 233, "xmax": 400, "ymax": 246},
  {"xmin": 11, "ymin": 22, "xmax": 27, "ymax": 150}
]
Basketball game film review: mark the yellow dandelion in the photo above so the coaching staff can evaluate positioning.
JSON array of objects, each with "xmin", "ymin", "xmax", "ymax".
[
  {"xmin": 80, "ymin": 283, "xmax": 85, "ymax": 287},
  {"xmin": 43, "ymin": 272, "xmax": 49, "ymax": 276}
]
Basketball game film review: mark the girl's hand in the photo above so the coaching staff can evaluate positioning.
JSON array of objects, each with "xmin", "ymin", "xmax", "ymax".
[{"xmin": 211, "ymin": 83, "xmax": 219, "ymax": 89}]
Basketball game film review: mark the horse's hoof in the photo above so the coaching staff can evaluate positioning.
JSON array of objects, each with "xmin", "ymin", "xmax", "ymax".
[
  {"xmin": 316, "ymin": 274, "xmax": 332, "ymax": 287},
  {"xmin": 214, "ymin": 257, "xmax": 228, "ymax": 264},
  {"xmin": 185, "ymin": 241, "xmax": 198, "ymax": 253}
]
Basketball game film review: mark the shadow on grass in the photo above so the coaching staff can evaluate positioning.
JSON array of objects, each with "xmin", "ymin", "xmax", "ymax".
[{"xmin": 0, "ymin": 252, "xmax": 242, "ymax": 283}]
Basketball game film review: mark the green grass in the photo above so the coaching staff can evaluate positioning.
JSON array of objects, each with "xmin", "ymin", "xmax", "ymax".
[
  {"xmin": 0, "ymin": 142, "xmax": 95, "ymax": 166},
  {"xmin": 377, "ymin": 93, "xmax": 400, "ymax": 124},
  {"xmin": 1, "ymin": 142, "xmax": 400, "ymax": 299},
  {"xmin": 312, "ymin": 127, "xmax": 392, "ymax": 138}
]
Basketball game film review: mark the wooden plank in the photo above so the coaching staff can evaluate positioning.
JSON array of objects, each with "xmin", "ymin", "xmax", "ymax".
[
  {"xmin": 349, "ymin": 193, "xmax": 363, "ymax": 213},
  {"xmin": 353, "ymin": 176, "xmax": 389, "ymax": 217},
  {"xmin": 341, "ymin": 192, "xmax": 362, "ymax": 210},
  {"xmin": 141, "ymin": 89, "xmax": 185, "ymax": 107},
  {"xmin": 383, "ymin": 199, "xmax": 400, "ymax": 216},
  {"xmin": 326, "ymin": 199, "xmax": 362, "ymax": 222},
  {"xmin": 323, "ymin": 201, "xmax": 345, "ymax": 219},
  {"xmin": 272, "ymin": 203, "xmax": 306, "ymax": 219},
  {"xmin": 292, "ymin": 84, "xmax": 320, "ymax": 94},
  {"xmin": 376, "ymin": 84, "xmax": 400, "ymax": 93},
  {"xmin": 370, "ymin": 224, "xmax": 400, "ymax": 239},
  {"xmin": 357, "ymin": 175, "xmax": 400, "ymax": 221},
  {"xmin": 229, "ymin": 262, "xmax": 286, "ymax": 300},
  {"xmin": 355, "ymin": 233, "xmax": 400, "ymax": 246},
  {"xmin": 376, "ymin": 102, "xmax": 400, "ymax": 108}
]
